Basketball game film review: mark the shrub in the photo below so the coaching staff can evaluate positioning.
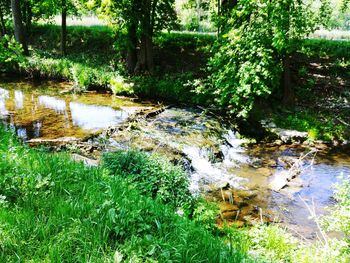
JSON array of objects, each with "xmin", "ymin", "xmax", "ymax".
[
  {"xmin": 0, "ymin": 35, "xmax": 26, "ymax": 72},
  {"xmin": 102, "ymin": 150, "xmax": 193, "ymax": 209}
]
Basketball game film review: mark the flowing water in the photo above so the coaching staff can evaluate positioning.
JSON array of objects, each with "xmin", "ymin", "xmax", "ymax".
[{"xmin": 1, "ymin": 79, "xmax": 349, "ymax": 239}]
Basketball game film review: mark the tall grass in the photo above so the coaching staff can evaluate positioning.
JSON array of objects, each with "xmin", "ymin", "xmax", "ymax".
[{"xmin": 0, "ymin": 126, "xmax": 251, "ymax": 262}]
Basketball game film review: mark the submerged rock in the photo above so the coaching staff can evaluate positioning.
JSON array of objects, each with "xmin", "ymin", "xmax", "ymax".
[
  {"xmin": 71, "ymin": 154, "xmax": 99, "ymax": 166},
  {"xmin": 27, "ymin": 137, "xmax": 81, "ymax": 146},
  {"xmin": 271, "ymin": 128, "xmax": 308, "ymax": 143},
  {"xmin": 269, "ymin": 170, "xmax": 294, "ymax": 191}
]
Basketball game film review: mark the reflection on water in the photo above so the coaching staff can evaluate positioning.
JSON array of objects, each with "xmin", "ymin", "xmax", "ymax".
[
  {"xmin": 15, "ymin": 90, "xmax": 24, "ymax": 109},
  {"xmin": 0, "ymin": 80, "xmax": 148, "ymax": 140},
  {"xmin": 38, "ymin": 95, "xmax": 66, "ymax": 112},
  {"xmin": 70, "ymin": 102, "xmax": 129, "ymax": 130},
  {"xmin": 233, "ymin": 145, "xmax": 350, "ymax": 238},
  {"xmin": 0, "ymin": 88, "xmax": 9, "ymax": 115},
  {"xmin": 113, "ymin": 105, "xmax": 350, "ymax": 238}
]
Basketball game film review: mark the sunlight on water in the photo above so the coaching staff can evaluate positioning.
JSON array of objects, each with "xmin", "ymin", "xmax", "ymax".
[
  {"xmin": 38, "ymin": 95, "xmax": 66, "ymax": 112},
  {"xmin": 70, "ymin": 102, "xmax": 129, "ymax": 130},
  {"xmin": 0, "ymin": 88, "xmax": 9, "ymax": 116},
  {"xmin": 0, "ymin": 80, "xmax": 150, "ymax": 139},
  {"xmin": 14, "ymin": 90, "xmax": 24, "ymax": 109}
]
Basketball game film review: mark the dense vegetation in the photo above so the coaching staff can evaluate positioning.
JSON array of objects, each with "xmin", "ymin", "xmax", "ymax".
[
  {"xmin": 0, "ymin": 0, "xmax": 350, "ymax": 262},
  {"xmin": 0, "ymin": 126, "xmax": 252, "ymax": 262},
  {"xmin": 1, "ymin": 126, "xmax": 349, "ymax": 262}
]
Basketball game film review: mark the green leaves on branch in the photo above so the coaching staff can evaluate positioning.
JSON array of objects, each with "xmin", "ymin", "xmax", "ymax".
[
  {"xmin": 204, "ymin": 0, "xmax": 331, "ymax": 118},
  {"xmin": 0, "ymin": 35, "xmax": 26, "ymax": 72}
]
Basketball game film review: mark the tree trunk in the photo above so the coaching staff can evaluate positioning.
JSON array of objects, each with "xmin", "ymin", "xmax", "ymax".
[
  {"xmin": 135, "ymin": 33, "xmax": 153, "ymax": 73},
  {"xmin": 282, "ymin": 56, "xmax": 294, "ymax": 106},
  {"xmin": 126, "ymin": 23, "xmax": 137, "ymax": 74},
  {"xmin": 145, "ymin": 33, "xmax": 153, "ymax": 71},
  {"xmin": 25, "ymin": 0, "xmax": 32, "ymax": 34},
  {"xmin": 11, "ymin": 0, "xmax": 28, "ymax": 54},
  {"xmin": 217, "ymin": 0, "xmax": 220, "ymax": 37},
  {"xmin": 135, "ymin": 0, "xmax": 154, "ymax": 73},
  {"xmin": 61, "ymin": 0, "xmax": 67, "ymax": 55},
  {"xmin": 0, "ymin": 3, "xmax": 6, "ymax": 36}
]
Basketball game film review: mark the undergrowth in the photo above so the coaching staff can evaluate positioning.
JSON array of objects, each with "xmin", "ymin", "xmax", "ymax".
[
  {"xmin": 272, "ymin": 110, "xmax": 349, "ymax": 141},
  {"xmin": 0, "ymin": 126, "xmax": 250, "ymax": 262}
]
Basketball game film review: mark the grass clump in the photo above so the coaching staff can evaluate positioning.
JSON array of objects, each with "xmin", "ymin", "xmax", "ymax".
[
  {"xmin": 246, "ymin": 223, "xmax": 350, "ymax": 263},
  {"xmin": 0, "ymin": 126, "xmax": 250, "ymax": 262},
  {"xmin": 102, "ymin": 150, "xmax": 193, "ymax": 209}
]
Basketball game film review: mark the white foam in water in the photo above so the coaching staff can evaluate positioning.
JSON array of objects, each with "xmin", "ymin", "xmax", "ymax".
[
  {"xmin": 183, "ymin": 146, "xmax": 246, "ymax": 194},
  {"xmin": 221, "ymin": 130, "xmax": 249, "ymax": 167}
]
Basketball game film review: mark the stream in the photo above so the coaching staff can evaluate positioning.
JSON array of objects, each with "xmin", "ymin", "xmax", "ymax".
[{"xmin": 1, "ymin": 79, "xmax": 349, "ymax": 240}]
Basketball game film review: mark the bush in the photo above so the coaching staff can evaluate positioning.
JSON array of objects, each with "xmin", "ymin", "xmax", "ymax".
[
  {"xmin": 102, "ymin": 150, "xmax": 193, "ymax": 209},
  {"xmin": 0, "ymin": 35, "xmax": 26, "ymax": 72}
]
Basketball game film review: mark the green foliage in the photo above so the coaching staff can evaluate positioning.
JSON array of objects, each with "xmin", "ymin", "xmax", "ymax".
[
  {"xmin": 9, "ymin": 25, "xmax": 210, "ymax": 102},
  {"xmin": 322, "ymin": 175, "xmax": 350, "ymax": 239},
  {"xmin": 132, "ymin": 73, "xmax": 195, "ymax": 103},
  {"xmin": 102, "ymin": 150, "xmax": 193, "ymax": 209},
  {"xmin": 272, "ymin": 110, "xmax": 349, "ymax": 141},
  {"xmin": 205, "ymin": 0, "xmax": 327, "ymax": 118},
  {"xmin": 0, "ymin": 126, "xmax": 251, "ymax": 262},
  {"xmin": 0, "ymin": 35, "xmax": 26, "ymax": 72},
  {"xmin": 192, "ymin": 200, "xmax": 219, "ymax": 230},
  {"xmin": 109, "ymin": 76, "xmax": 134, "ymax": 95},
  {"xmin": 154, "ymin": 31, "xmax": 215, "ymax": 52},
  {"xmin": 300, "ymin": 39, "xmax": 350, "ymax": 60},
  {"xmin": 176, "ymin": 0, "xmax": 216, "ymax": 32},
  {"xmin": 248, "ymin": 224, "xmax": 298, "ymax": 262},
  {"xmin": 20, "ymin": 55, "xmax": 120, "ymax": 91},
  {"xmin": 29, "ymin": 25, "xmax": 115, "ymax": 56},
  {"xmin": 246, "ymin": 224, "xmax": 350, "ymax": 263}
]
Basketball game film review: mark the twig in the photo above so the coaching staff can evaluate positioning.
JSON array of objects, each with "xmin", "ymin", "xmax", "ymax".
[{"xmin": 298, "ymin": 195, "xmax": 329, "ymax": 247}]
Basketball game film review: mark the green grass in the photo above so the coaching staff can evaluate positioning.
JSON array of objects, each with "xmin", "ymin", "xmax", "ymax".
[
  {"xmin": 12, "ymin": 24, "xmax": 212, "ymax": 101},
  {"xmin": 272, "ymin": 110, "xmax": 349, "ymax": 141},
  {"xmin": 300, "ymin": 39, "xmax": 350, "ymax": 60},
  {"xmin": 246, "ymin": 224, "xmax": 350, "ymax": 263},
  {"xmin": 102, "ymin": 150, "xmax": 193, "ymax": 209},
  {"xmin": 0, "ymin": 126, "xmax": 251, "ymax": 262}
]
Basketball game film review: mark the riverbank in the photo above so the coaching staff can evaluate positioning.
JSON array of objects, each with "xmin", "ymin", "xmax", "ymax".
[
  {"xmin": 1, "ymin": 125, "xmax": 349, "ymax": 262},
  {"xmin": 3, "ymin": 24, "xmax": 349, "ymax": 143},
  {"xmin": 0, "ymin": 125, "xmax": 251, "ymax": 262}
]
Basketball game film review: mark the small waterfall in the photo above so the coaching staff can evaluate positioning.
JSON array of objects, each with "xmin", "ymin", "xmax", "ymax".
[
  {"xmin": 221, "ymin": 130, "xmax": 250, "ymax": 167},
  {"xmin": 183, "ymin": 143, "xmax": 248, "ymax": 195}
]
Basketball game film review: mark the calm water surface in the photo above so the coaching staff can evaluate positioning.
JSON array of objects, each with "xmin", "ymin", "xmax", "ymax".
[{"xmin": 0, "ymin": 79, "xmax": 150, "ymax": 140}]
